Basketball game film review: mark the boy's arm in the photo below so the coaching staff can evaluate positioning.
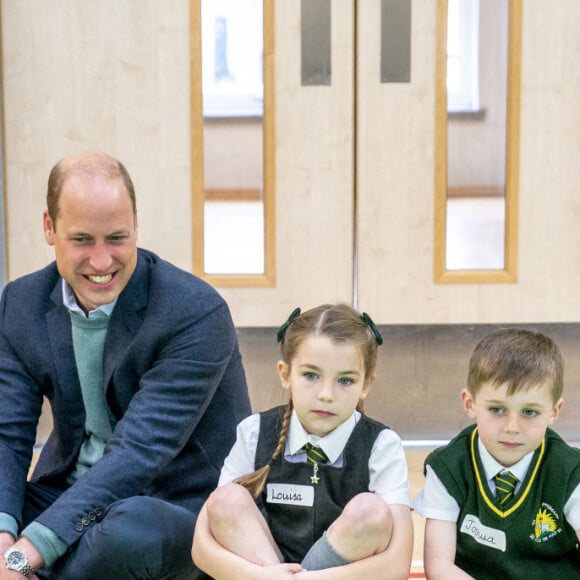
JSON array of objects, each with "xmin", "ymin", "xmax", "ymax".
[{"xmin": 423, "ymin": 519, "xmax": 474, "ymax": 579}]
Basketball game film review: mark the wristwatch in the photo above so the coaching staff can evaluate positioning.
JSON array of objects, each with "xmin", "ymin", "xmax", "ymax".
[{"xmin": 3, "ymin": 547, "xmax": 35, "ymax": 577}]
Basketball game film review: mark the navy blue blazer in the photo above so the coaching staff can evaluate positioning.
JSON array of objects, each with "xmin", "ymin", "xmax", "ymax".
[{"xmin": 0, "ymin": 248, "xmax": 251, "ymax": 546}]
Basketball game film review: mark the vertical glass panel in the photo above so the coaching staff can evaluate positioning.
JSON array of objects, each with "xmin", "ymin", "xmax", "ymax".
[
  {"xmin": 446, "ymin": 0, "xmax": 480, "ymax": 112},
  {"xmin": 445, "ymin": 197, "xmax": 505, "ymax": 269},
  {"xmin": 435, "ymin": 0, "xmax": 520, "ymax": 284},
  {"xmin": 201, "ymin": 0, "xmax": 265, "ymax": 275},
  {"xmin": 445, "ymin": 0, "xmax": 507, "ymax": 271}
]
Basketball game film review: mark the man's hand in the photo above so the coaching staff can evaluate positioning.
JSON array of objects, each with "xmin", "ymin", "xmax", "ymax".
[
  {"xmin": 0, "ymin": 534, "xmax": 14, "ymax": 555},
  {"xmin": 0, "ymin": 535, "xmax": 42, "ymax": 580}
]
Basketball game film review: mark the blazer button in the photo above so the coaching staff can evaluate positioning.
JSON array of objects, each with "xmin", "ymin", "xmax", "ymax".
[
  {"xmin": 81, "ymin": 517, "xmax": 90, "ymax": 526},
  {"xmin": 74, "ymin": 523, "xmax": 84, "ymax": 532},
  {"xmin": 95, "ymin": 507, "xmax": 105, "ymax": 518},
  {"xmin": 88, "ymin": 512, "xmax": 97, "ymax": 521}
]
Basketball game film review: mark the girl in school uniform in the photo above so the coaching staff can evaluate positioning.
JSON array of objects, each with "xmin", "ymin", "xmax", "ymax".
[{"xmin": 192, "ymin": 303, "xmax": 413, "ymax": 579}]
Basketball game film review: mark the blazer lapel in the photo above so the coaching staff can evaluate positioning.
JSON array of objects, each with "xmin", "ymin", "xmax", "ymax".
[
  {"xmin": 102, "ymin": 255, "xmax": 149, "ymax": 402},
  {"xmin": 46, "ymin": 282, "xmax": 86, "ymax": 424}
]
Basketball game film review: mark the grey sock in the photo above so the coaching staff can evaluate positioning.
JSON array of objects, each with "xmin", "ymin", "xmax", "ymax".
[{"xmin": 300, "ymin": 531, "xmax": 350, "ymax": 571}]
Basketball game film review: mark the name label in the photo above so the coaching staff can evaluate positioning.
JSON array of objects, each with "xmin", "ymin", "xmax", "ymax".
[
  {"xmin": 460, "ymin": 514, "xmax": 506, "ymax": 552},
  {"xmin": 266, "ymin": 483, "xmax": 314, "ymax": 506}
]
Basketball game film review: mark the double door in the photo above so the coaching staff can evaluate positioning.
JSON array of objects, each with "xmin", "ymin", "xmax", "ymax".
[
  {"xmin": 211, "ymin": 0, "xmax": 572, "ymax": 328},
  {"xmin": 220, "ymin": 0, "xmax": 438, "ymax": 327}
]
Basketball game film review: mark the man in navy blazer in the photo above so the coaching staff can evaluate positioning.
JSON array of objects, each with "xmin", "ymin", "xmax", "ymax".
[{"xmin": 0, "ymin": 151, "xmax": 251, "ymax": 579}]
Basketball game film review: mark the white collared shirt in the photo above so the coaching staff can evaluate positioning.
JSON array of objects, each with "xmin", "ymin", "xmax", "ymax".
[
  {"xmin": 219, "ymin": 409, "xmax": 412, "ymax": 507},
  {"xmin": 477, "ymin": 438, "xmax": 532, "ymax": 496},
  {"xmin": 414, "ymin": 438, "xmax": 580, "ymax": 530},
  {"xmin": 285, "ymin": 409, "xmax": 355, "ymax": 466},
  {"xmin": 62, "ymin": 279, "xmax": 117, "ymax": 318}
]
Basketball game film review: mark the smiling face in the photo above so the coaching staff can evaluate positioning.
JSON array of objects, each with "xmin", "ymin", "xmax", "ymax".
[
  {"xmin": 278, "ymin": 334, "xmax": 375, "ymax": 437},
  {"xmin": 462, "ymin": 380, "xmax": 563, "ymax": 467},
  {"xmin": 43, "ymin": 172, "xmax": 138, "ymax": 313}
]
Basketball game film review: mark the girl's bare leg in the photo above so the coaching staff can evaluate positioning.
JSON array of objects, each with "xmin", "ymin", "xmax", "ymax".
[
  {"xmin": 205, "ymin": 483, "xmax": 284, "ymax": 566},
  {"xmin": 325, "ymin": 492, "xmax": 393, "ymax": 561}
]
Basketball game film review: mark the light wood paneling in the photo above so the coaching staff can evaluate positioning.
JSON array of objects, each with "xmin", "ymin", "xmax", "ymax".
[
  {"xmin": 2, "ymin": 1, "xmax": 193, "ymax": 278},
  {"xmin": 357, "ymin": 0, "xmax": 580, "ymax": 323},
  {"xmin": 2, "ymin": 1, "xmax": 580, "ymax": 326}
]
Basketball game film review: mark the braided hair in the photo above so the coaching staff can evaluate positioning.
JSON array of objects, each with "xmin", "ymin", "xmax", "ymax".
[{"xmin": 235, "ymin": 303, "xmax": 381, "ymax": 497}]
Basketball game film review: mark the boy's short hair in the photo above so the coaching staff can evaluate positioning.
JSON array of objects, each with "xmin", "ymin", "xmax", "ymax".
[{"xmin": 467, "ymin": 328, "xmax": 564, "ymax": 403}]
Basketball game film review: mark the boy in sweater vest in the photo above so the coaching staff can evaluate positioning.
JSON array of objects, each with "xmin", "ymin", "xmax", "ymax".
[{"xmin": 415, "ymin": 328, "xmax": 580, "ymax": 579}]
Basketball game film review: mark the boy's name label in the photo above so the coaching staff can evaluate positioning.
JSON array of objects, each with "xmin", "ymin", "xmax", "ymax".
[
  {"xmin": 460, "ymin": 514, "xmax": 506, "ymax": 552},
  {"xmin": 266, "ymin": 484, "xmax": 314, "ymax": 506}
]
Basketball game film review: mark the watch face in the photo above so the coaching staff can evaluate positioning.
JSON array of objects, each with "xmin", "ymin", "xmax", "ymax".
[{"xmin": 5, "ymin": 549, "xmax": 26, "ymax": 568}]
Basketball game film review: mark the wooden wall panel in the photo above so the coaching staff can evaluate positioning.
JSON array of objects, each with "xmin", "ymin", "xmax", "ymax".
[{"xmin": 1, "ymin": 0, "xmax": 193, "ymax": 278}]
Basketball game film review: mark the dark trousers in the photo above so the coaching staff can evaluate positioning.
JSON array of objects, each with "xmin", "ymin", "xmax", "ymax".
[{"xmin": 24, "ymin": 482, "xmax": 202, "ymax": 580}]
